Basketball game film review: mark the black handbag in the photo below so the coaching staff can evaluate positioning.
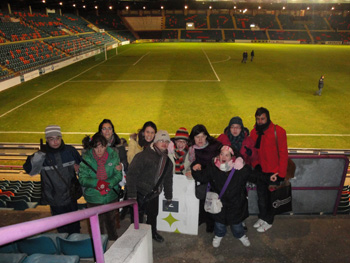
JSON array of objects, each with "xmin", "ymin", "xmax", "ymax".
[
  {"xmin": 195, "ymin": 183, "xmax": 209, "ymax": 200},
  {"xmin": 270, "ymin": 182, "xmax": 292, "ymax": 215}
]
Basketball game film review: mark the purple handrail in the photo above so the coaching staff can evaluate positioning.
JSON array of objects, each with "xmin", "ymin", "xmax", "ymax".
[{"xmin": 0, "ymin": 199, "xmax": 139, "ymax": 263}]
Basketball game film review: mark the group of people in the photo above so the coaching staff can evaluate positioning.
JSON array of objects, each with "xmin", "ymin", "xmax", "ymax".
[
  {"xmin": 23, "ymin": 106, "xmax": 289, "ymax": 248},
  {"xmin": 241, "ymin": 50, "xmax": 254, "ymax": 63}
]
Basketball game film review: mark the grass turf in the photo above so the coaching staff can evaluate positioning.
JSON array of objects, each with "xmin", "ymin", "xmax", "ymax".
[{"xmin": 0, "ymin": 42, "xmax": 349, "ymax": 149}]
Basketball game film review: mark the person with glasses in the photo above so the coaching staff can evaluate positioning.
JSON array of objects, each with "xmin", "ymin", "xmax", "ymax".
[
  {"xmin": 184, "ymin": 124, "xmax": 222, "ymax": 233},
  {"xmin": 23, "ymin": 125, "xmax": 81, "ymax": 234},
  {"xmin": 127, "ymin": 130, "xmax": 173, "ymax": 243},
  {"xmin": 167, "ymin": 127, "xmax": 189, "ymax": 175}
]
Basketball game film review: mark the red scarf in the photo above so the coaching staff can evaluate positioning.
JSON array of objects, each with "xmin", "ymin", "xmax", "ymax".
[
  {"xmin": 174, "ymin": 145, "xmax": 188, "ymax": 174},
  {"xmin": 93, "ymin": 150, "xmax": 109, "ymax": 181}
]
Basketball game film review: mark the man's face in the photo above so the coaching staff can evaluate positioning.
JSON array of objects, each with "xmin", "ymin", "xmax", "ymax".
[
  {"xmin": 47, "ymin": 136, "xmax": 62, "ymax": 149},
  {"xmin": 154, "ymin": 140, "xmax": 170, "ymax": 152},
  {"xmin": 256, "ymin": 113, "xmax": 268, "ymax": 126},
  {"xmin": 93, "ymin": 143, "xmax": 107, "ymax": 157}
]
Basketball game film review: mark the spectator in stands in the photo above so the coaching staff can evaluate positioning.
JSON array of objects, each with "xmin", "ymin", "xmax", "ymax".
[
  {"xmin": 251, "ymin": 50, "xmax": 255, "ymax": 62},
  {"xmin": 80, "ymin": 133, "xmax": 122, "ymax": 240},
  {"xmin": 168, "ymin": 127, "xmax": 189, "ymax": 175},
  {"xmin": 241, "ymin": 51, "xmax": 248, "ymax": 63},
  {"xmin": 315, "ymin": 75, "xmax": 325, "ymax": 96},
  {"xmin": 127, "ymin": 121, "xmax": 157, "ymax": 164},
  {"xmin": 184, "ymin": 124, "xmax": 222, "ymax": 233},
  {"xmin": 127, "ymin": 130, "xmax": 173, "ymax": 243},
  {"xmin": 217, "ymin": 116, "xmax": 257, "ymax": 166},
  {"xmin": 191, "ymin": 145, "xmax": 259, "ymax": 248},
  {"xmin": 250, "ymin": 107, "xmax": 288, "ymax": 232},
  {"xmin": 23, "ymin": 125, "xmax": 81, "ymax": 234}
]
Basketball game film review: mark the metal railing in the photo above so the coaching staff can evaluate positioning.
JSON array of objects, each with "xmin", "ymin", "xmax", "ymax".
[{"xmin": 0, "ymin": 199, "xmax": 139, "ymax": 263}]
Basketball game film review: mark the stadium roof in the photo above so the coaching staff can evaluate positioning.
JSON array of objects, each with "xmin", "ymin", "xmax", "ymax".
[{"xmin": 3, "ymin": 0, "xmax": 350, "ymax": 12}]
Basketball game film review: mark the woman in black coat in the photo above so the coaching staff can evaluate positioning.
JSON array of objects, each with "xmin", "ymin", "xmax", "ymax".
[{"xmin": 191, "ymin": 145, "xmax": 259, "ymax": 248}]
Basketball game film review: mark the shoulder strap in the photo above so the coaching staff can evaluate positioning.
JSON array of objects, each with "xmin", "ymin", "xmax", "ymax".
[
  {"xmin": 47, "ymin": 155, "xmax": 70, "ymax": 187},
  {"xmin": 219, "ymin": 168, "xmax": 235, "ymax": 199},
  {"xmin": 274, "ymin": 125, "xmax": 280, "ymax": 159},
  {"xmin": 81, "ymin": 158, "xmax": 97, "ymax": 174}
]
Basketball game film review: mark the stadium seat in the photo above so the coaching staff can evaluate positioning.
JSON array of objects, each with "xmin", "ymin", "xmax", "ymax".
[
  {"xmin": 57, "ymin": 233, "xmax": 108, "ymax": 258},
  {"xmin": 23, "ymin": 253, "xmax": 79, "ymax": 263},
  {"xmin": 0, "ymin": 195, "xmax": 10, "ymax": 201},
  {"xmin": 6, "ymin": 200, "xmax": 38, "ymax": 210},
  {"xmin": 0, "ymin": 242, "xmax": 20, "ymax": 253},
  {"xmin": 1, "ymin": 253, "xmax": 27, "ymax": 263},
  {"xmin": 0, "ymin": 199, "xmax": 7, "ymax": 207},
  {"xmin": 18, "ymin": 236, "xmax": 59, "ymax": 255}
]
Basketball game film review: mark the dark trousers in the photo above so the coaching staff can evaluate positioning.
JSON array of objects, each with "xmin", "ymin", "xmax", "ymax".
[
  {"xmin": 50, "ymin": 201, "xmax": 80, "ymax": 234},
  {"xmin": 135, "ymin": 192, "xmax": 159, "ymax": 236},
  {"xmin": 256, "ymin": 171, "xmax": 284, "ymax": 225},
  {"xmin": 199, "ymin": 199, "xmax": 215, "ymax": 230},
  {"xmin": 87, "ymin": 202, "xmax": 119, "ymax": 240}
]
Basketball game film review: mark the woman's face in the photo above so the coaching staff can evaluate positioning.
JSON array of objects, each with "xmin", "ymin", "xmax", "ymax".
[
  {"xmin": 175, "ymin": 139, "xmax": 187, "ymax": 151},
  {"xmin": 194, "ymin": 132, "xmax": 207, "ymax": 147},
  {"xmin": 219, "ymin": 150, "xmax": 232, "ymax": 163},
  {"xmin": 230, "ymin": 124, "xmax": 242, "ymax": 137},
  {"xmin": 144, "ymin": 126, "xmax": 156, "ymax": 142},
  {"xmin": 94, "ymin": 143, "xmax": 107, "ymax": 157},
  {"xmin": 101, "ymin": 123, "xmax": 113, "ymax": 141}
]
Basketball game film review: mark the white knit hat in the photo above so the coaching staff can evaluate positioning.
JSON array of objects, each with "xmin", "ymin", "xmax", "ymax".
[{"xmin": 45, "ymin": 125, "xmax": 62, "ymax": 138}]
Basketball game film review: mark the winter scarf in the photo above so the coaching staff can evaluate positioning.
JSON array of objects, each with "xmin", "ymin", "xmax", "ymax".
[
  {"xmin": 214, "ymin": 156, "xmax": 245, "ymax": 171},
  {"xmin": 174, "ymin": 144, "xmax": 188, "ymax": 174},
  {"xmin": 93, "ymin": 150, "xmax": 109, "ymax": 180},
  {"xmin": 227, "ymin": 129, "xmax": 246, "ymax": 152},
  {"xmin": 153, "ymin": 144, "xmax": 169, "ymax": 193},
  {"xmin": 188, "ymin": 141, "xmax": 209, "ymax": 163},
  {"xmin": 254, "ymin": 120, "xmax": 271, "ymax": 149}
]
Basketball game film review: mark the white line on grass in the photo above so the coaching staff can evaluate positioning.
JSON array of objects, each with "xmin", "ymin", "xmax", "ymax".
[
  {"xmin": 133, "ymin": 52, "xmax": 150, "ymax": 66},
  {"xmin": 1, "ymin": 131, "xmax": 350, "ymax": 137},
  {"xmin": 201, "ymin": 47, "xmax": 220, "ymax": 82},
  {"xmin": 68, "ymin": 79, "xmax": 219, "ymax": 83},
  {"xmin": 0, "ymin": 58, "xmax": 113, "ymax": 119},
  {"xmin": 212, "ymin": 56, "xmax": 231, "ymax": 64}
]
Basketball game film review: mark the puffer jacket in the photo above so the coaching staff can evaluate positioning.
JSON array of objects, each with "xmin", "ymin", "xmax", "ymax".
[
  {"xmin": 79, "ymin": 147, "xmax": 122, "ymax": 204},
  {"xmin": 126, "ymin": 145, "xmax": 173, "ymax": 200},
  {"xmin": 192, "ymin": 160, "xmax": 259, "ymax": 225},
  {"xmin": 23, "ymin": 143, "xmax": 81, "ymax": 206}
]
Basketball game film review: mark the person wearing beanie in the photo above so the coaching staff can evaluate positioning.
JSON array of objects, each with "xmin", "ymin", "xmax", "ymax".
[
  {"xmin": 250, "ymin": 107, "xmax": 288, "ymax": 233},
  {"xmin": 23, "ymin": 125, "xmax": 82, "ymax": 234},
  {"xmin": 168, "ymin": 127, "xmax": 189, "ymax": 175},
  {"xmin": 191, "ymin": 145, "xmax": 260, "ymax": 248},
  {"xmin": 127, "ymin": 130, "xmax": 173, "ymax": 243},
  {"xmin": 217, "ymin": 116, "xmax": 258, "ymax": 166}
]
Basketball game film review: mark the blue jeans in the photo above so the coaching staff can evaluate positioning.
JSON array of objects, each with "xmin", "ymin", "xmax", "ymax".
[{"xmin": 214, "ymin": 221, "xmax": 244, "ymax": 239}]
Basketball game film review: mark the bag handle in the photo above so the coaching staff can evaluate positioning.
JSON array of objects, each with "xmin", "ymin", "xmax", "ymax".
[{"xmin": 219, "ymin": 168, "xmax": 235, "ymax": 199}]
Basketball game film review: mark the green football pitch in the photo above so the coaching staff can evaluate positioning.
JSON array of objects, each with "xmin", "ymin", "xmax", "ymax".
[{"xmin": 0, "ymin": 42, "xmax": 349, "ymax": 149}]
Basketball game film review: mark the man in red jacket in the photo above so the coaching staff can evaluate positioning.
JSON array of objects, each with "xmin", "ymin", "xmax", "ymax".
[{"xmin": 250, "ymin": 107, "xmax": 288, "ymax": 232}]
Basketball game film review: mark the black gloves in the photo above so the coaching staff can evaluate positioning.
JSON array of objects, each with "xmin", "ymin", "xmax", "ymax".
[
  {"xmin": 39, "ymin": 138, "xmax": 47, "ymax": 153},
  {"xmin": 244, "ymin": 146, "xmax": 252, "ymax": 156}
]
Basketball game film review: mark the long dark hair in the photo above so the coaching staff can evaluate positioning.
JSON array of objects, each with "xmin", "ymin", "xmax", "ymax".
[
  {"xmin": 137, "ymin": 121, "xmax": 157, "ymax": 148},
  {"xmin": 98, "ymin": 119, "xmax": 121, "ymax": 145},
  {"xmin": 188, "ymin": 124, "xmax": 216, "ymax": 147}
]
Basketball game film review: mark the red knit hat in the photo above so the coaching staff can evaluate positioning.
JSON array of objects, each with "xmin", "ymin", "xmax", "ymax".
[{"xmin": 174, "ymin": 127, "xmax": 189, "ymax": 141}]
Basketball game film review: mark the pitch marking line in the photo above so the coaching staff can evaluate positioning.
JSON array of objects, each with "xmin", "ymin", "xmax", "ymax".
[
  {"xmin": 212, "ymin": 56, "xmax": 232, "ymax": 64},
  {"xmin": 0, "ymin": 131, "xmax": 350, "ymax": 137},
  {"xmin": 201, "ymin": 47, "xmax": 220, "ymax": 82},
  {"xmin": 68, "ymin": 80, "xmax": 219, "ymax": 83},
  {"xmin": 133, "ymin": 52, "xmax": 150, "ymax": 66},
  {"xmin": 0, "ymin": 47, "xmax": 135, "ymax": 119}
]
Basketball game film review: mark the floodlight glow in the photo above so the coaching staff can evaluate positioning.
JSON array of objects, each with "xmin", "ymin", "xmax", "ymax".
[
  {"xmin": 109, "ymin": 6, "xmax": 113, "ymax": 10},
  {"xmin": 95, "ymin": 6, "xmax": 98, "ymax": 9},
  {"xmin": 83, "ymin": 5, "xmax": 86, "ymax": 8},
  {"xmin": 143, "ymin": 6, "xmax": 146, "ymax": 9},
  {"xmin": 59, "ymin": 2, "xmax": 62, "ymax": 5},
  {"xmin": 161, "ymin": 6, "xmax": 164, "ymax": 10},
  {"xmin": 331, "ymin": 7, "xmax": 335, "ymax": 10},
  {"xmin": 243, "ymin": 9, "xmax": 247, "ymax": 13},
  {"xmin": 234, "ymin": 6, "xmax": 236, "ymax": 9},
  {"xmin": 126, "ymin": 6, "xmax": 129, "ymax": 10},
  {"xmin": 42, "ymin": 0, "xmax": 46, "ymax": 3},
  {"xmin": 209, "ymin": 6, "xmax": 212, "ymax": 9},
  {"xmin": 282, "ymin": 6, "xmax": 285, "ymax": 10},
  {"xmin": 307, "ymin": 7, "xmax": 310, "ymax": 10},
  {"xmin": 73, "ymin": 4, "xmax": 76, "ymax": 7},
  {"xmin": 258, "ymin": 6, "xmax": 261, "ymax": 9},
  {"xmin": 184, "ymin": 5, "xmax": 188, "ymax": 9}
]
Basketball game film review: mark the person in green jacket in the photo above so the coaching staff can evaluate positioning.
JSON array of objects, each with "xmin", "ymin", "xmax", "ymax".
[{"xmin": 79, "ymin": 133, "xmax": 122, "ymax": 240}]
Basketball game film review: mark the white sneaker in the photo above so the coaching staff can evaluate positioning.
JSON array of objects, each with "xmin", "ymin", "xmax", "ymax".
[
  {"xmin": 257, "ymin": 221, "xmax": 272, "ymax": 232},
  {"xmin": 212, "ymin": 236, "xmax": 223, "ymax": 248},
  {"xmin": 239, "ymin": 235, "xmax": 251, "ymax": 247},
  {"xmin": 253, "ymin": 219, "xmax": 265, "ymax": 228}
]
